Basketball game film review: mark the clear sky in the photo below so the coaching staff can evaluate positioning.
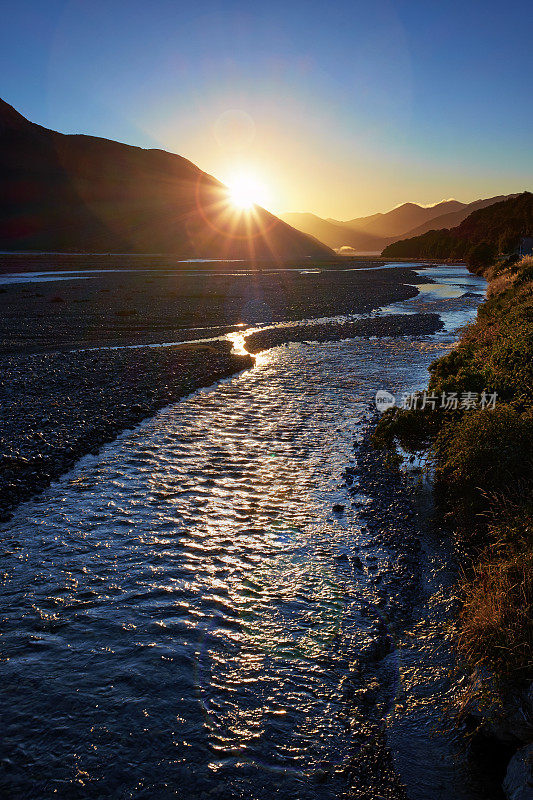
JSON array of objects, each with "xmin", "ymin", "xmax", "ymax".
[{"xmin": 1, "ymin": 0, "xmax": 531, "ymax": 219}]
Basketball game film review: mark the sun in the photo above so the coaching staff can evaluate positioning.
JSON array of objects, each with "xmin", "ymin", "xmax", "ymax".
[{"xmin": 226, "ymin": 172, "xmax": 269, "ymax": 211}]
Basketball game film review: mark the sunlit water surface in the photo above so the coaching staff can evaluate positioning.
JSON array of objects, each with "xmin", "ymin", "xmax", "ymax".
[{"xmin": 0, "ymin": 267, "xmax": 492, "ymax": 799}]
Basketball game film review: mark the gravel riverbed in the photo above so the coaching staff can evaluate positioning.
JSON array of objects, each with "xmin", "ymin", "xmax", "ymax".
[
  {"xmin": 0, "ymin": 342, "xmax": 252, "ymax": 520},
  {"xmin": 0, "ymin": 261, "xmax": 422, "ymax": 354},
  {"xmin": 244, "ymin": 313, "xmax": 443, "ymax": 353},
  {"xmin": 0, "ymin": 260, "xmax": 431, "ymax": 520}
]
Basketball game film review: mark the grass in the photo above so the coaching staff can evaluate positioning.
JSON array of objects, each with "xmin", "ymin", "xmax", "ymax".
[
  {"xmin": 373, "ymin": 255, "xmax": 533, "ymax": 684},
  {"xmin": 434, "ymin": 405, "xmax": 533, "ymax": 523},
  {"xmin": 458, "ymin": 504, "xmax": 533, "ymax": 678}
]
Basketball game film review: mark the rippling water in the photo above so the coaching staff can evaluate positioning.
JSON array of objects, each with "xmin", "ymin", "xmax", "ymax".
[{"xmin": 0, "ymin": 267, "xmax": 490, "ymax": 799}]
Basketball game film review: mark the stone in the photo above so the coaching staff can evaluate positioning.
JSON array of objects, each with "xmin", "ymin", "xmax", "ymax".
[
  {"xmin": 503, "ymin": 744, "xmax": 533, "ymax": 800},
  {"xmin": 473, "ymin": 682, "xmax": 533, "ymax": 743}
]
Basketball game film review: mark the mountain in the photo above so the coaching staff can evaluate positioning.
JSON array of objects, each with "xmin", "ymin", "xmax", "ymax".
[
  {"xmin": 281, "ymin": 201, "xmax": 466, "ymax": 251},
  {"xmin": 381, "ymin": 192, "xmax": 533, "ymax": 260},
  {"xmin": 399, "ymin": 195, "xmax": 518, "ymax": 239},
  {"xmin": 281, "ymin": 197, "xmax": 515, "ymax": 253},
  {"xmin": 340, "ymin": 200, "xmax": 466, "ymax": 238},
  {"xmin": 0, "ymin": 99, "xmax": 333, "ymax": 260},
  {"xmin": 279, "ymin": 212, "xmax": 387, "ymax": 253}
]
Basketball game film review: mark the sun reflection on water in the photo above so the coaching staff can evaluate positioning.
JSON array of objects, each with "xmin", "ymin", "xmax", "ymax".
[{"xmin": 0, "ymin": 267, "xmax": 489, "ymax": 798}]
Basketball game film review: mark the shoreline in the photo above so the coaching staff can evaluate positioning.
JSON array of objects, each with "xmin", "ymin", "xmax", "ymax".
[
  {"xmin": 0, "ymin": 342, "xmax": 253, "ymax": 521},
  {"xmin": 372, "ymin": 254, "xmax": 533, "ymax": 799},
  {"xmin": 344, "ymin": 416, "xmax": 504, "ymax": 797},
  {"xmin": 0, "ymin": 264, "xmax": 455, "ymax": 531},
  {"xmin": 0, "ymin": 262, "xmax": 424, "ymax": 355},
  {"xmin": 0, "ymin": 307, "xmax": 442, "ymax": 522},
  {"xmin": 244, "ymin": 312, "xmax": 443, "ymax": 352},
  {"xmin": 0, "ymin": 252, "xmax": 467, "ymax": 275}
]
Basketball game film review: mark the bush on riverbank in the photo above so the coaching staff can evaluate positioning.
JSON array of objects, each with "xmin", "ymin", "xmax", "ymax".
[
  {"xmin": 381, "ymin": 192, "xmax": 533, "ymax": 261},
  {"xmin": 459, "ymin": 504, "xmax": 533, "ymax": 678},
  {"xmin": 434, "ymin": 406, "xmax": 532, "ymax": 524},
  {"xmin": 373, "ymin": 255, "xmax": 533, "ymax": 682}
]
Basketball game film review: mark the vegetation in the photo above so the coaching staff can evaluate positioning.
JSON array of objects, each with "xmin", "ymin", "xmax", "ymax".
[
  {"xmin": 374, "ymin": 255, "xmax": 533, "ymax": 684},
  {"xmin": 381, "ymin": 192, "xmax": 533, "ymax": 265},
  {"xmin": 459, "ymin": 507, "xmax": 533, "ymax": 677}
]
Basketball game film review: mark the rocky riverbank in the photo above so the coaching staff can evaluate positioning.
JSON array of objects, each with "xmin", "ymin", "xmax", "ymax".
[
  {"xmin": 0, "ymin": 259, "xmax": 423, "ymax": 354},
  {"xmin": 0, "ymin": 260, "xmax": 439, "ymax": 523},
  {"xmin": 373, "ymin": 255, "xmax": 533, "ymax": 799},
  {"xmin": 0, "ymin": 342, "xmax": 252, "ymax": 520}
]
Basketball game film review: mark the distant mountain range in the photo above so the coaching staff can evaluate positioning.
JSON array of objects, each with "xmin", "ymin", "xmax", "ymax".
[
  {"xmin": 0, "ymin": 99, "xmax": 333, "ymax": 260},
  {"xmin": 382, "ymin": 192, "xmax": 533, "ymax": 260},
  {"xmin": 281, "ymin": 195, "xmax": 517, "ymax": 253},
  {"xmin": 335, "ymin": 199, "xmax": 465, "ymax": 238}
]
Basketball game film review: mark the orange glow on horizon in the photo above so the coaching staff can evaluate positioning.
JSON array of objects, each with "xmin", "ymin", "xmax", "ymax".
[{"xmin": 192, "ymin": 173, "xmax": 283, "ymax": 265}]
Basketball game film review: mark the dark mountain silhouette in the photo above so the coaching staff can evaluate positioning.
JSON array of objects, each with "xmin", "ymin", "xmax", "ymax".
[
  {"xmin": 400, "ymin": 195, "xmax": 518, "ymax": 239},
  {"xmin": 381, "ymin": 192, "xmax": 533, "ymax": 260},
  {"xmin": 0, "ymin": 98, "xmax": 333, "ymax": 260},
  {"xmin": 281, "ymin": 196, "xmax": 515, "ymax": 253}
]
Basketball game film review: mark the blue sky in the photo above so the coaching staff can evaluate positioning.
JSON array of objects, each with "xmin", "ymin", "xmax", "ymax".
[{"xmin": 1, "ymin": 0, "xmax": 531, "ymax": 217}]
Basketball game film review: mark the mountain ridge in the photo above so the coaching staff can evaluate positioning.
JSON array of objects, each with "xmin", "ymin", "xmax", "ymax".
[
  {"xmin": 281, "ymin": 195, "xmax": 516, "ymax": 253},
  {"xmin": 0, "ymin": 98, "xmax": 333, "ymax": 260},
  {"xmin": 381, "ymin": 192, "xmax": 533, "ymax": 259},
  {"xmin": 341, "ymin": 199, "xmax": 466, "ymax": 238}
]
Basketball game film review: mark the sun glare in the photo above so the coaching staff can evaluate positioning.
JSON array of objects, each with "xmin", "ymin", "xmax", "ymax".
[{"xmin": 226, "ymin": 173, "xmax": 269, "ymax": 211}]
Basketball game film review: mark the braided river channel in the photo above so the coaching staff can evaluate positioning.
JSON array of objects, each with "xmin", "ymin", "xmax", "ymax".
[{"xmin": 1, "ymin": 266, "xmax": 500, "ymax": 799}]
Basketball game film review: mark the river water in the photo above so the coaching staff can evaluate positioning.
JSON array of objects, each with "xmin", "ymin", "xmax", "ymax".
[{"xmin": 0, "ymin": 266, "xmax": 493, "ymax": 799}]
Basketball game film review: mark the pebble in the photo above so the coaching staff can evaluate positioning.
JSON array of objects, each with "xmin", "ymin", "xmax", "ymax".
[{"xmin": 0, "ymin": 343, "xmax": 252, "ymax": 520}]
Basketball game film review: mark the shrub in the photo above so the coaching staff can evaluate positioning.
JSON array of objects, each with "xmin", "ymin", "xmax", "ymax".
[
  {"xmin": 427, "ymin": 346, "xmax": 487, "ymax": 396},
  {"xmin": 467, "ymin": 241, "xmax": 497, "ymax": 271},
  {"xmin": 459, "ymin": 506, "xmax": 533, "ymax": 677},
  {"xmin": 373, "ymin": 254, "xmax": 533, "ymax": 687},
  {"xmin": 434, "ymin": 406, "xmax": 533, "ymax": 524},
  {"xmin": 371, "ymin": 402, "xmax": 441, "ymax": 452}
]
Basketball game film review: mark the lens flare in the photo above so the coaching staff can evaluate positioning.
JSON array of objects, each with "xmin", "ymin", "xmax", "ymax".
[{"xmin": 226, "ymin": 173, "xmax": 269, "ymax": 211}]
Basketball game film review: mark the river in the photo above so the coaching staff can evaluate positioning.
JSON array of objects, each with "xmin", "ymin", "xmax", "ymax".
[{"xmin": 0, "ymin": 266, "xmax": 495, "ymax": 799}]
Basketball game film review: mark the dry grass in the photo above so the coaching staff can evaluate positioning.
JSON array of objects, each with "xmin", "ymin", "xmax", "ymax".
[
  {"xmin": 458, "ymin": 498, "xmax": 533, "ymax": 679},
  {"xmin": 486, "ymin": 271, "xmax": 513, "ymax": 298},
  {"xmin": 459, "ymin": 543, "xmax": 533, "ymax": 677},
  {"xmin": 374, "ymin": 254, "xmax": 533, "ymax": 684},
  {"xmin": 486, "ymin": 255, "xmax": 533, "ymax": 297},
  {"xmin": 518, "ymin": 255, "xmax": 533, "ymax": 270}
]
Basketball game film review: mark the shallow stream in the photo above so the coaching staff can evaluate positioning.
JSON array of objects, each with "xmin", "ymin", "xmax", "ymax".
[{"xmin": 0, "ymin": 266, "xmax": 494, "ymax": 799}]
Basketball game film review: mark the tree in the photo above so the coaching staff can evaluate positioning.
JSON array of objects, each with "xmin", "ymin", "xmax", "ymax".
[{"xmin": 467, "ymin": 241, "xmax": 497, "ymax": 271}]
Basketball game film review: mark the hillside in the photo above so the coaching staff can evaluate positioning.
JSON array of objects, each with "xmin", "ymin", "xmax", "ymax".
[
  {"xmin": 279, "ymin": 212, "xmax": 387, "ymax": 253},
  {"xmin": 382, "ymin": 192, "xmax": 533, "ymax": 261},
  {"xmin": 281, "ymin": 196, "xmax": 513, "ymax": 253},
  {"xmin": 0, "ymin": 99, "xmax": 333, "ymax": 260},
  {"xmin": 400, "ymin": 195, "xmax": 517, "ymax": 239},
  {"xmin": 341, "ymin": 199, "xmax": 465, "ymax": 238},
  {"xmin": 280, "ymin": 204, "xmax": 464, "ymax": 251}
]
